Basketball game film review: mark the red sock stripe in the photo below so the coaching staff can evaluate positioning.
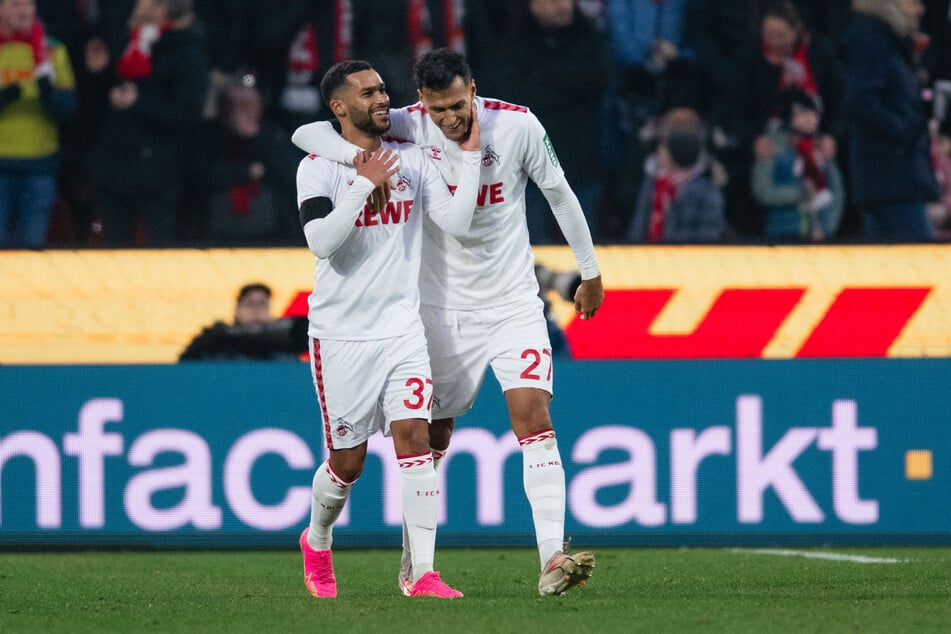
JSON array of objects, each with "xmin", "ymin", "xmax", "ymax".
[
  {"xmin": 430, "ymin": 448, "xmax": 447, "ymax": 461},
  {"xmin": 311, "ymin": 338, "xmax": 333, "ymax": 449},
  {"xmin": 397, "ymin": 452, "xmax": 434, "ymax": 469},
  {"xmin": 518, "ymin": 429, "xmax": 556, "ymax": 446}
]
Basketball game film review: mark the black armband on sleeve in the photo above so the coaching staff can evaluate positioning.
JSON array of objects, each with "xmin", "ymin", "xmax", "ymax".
[{"xmin": 299, "ymin": 197, "xmax": 333, "ymax": 227}]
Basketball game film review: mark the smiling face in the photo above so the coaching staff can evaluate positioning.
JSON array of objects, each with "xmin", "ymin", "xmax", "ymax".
[
  {"xmin": 329, "ymin": 69, "xmax": 391, "ymax": 140},
  {"xmin": 417, "ymin": 75, "xmax": 476, "ymax": 142}
]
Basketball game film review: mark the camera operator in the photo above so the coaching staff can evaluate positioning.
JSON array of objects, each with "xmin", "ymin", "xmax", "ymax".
[{"xmin": 178, "ymin": 282, "xmax": 308, "ymax": 361}]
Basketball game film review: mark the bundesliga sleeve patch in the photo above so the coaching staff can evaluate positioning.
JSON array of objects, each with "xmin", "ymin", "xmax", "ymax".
[{"xmin": 543, "ymin": 134, "xmax": 560, "ymax": 168}]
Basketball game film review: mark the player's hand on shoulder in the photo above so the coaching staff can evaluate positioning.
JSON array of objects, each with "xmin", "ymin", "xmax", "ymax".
[
  {"xmin": 574, "ymin": 275, "xmax": 604, "ymax": 321},
  {"xmin": 354, "ymin": 148, "xmax": 400, "ymax": 188}
]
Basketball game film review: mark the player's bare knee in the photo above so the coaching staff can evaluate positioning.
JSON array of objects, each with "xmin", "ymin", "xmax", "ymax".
[
  {"xmin": 429, "ymin": 418, "xmax": 455, "ymax": 450},
  {"xmin": 509, "ymin": 402, "xmax": 553, "ymax": 437},
  {"xmin": 328, "ymin": 454, "xmax": 365, "ymax": 482},
  {"xmin": 390, "ymin": 418, "xmax": 432, "ymax": 456}
]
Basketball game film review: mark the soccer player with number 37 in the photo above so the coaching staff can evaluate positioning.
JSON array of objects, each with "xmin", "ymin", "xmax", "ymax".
[
  {"xmin": 293, "ymin": 48, "xmax": 604, "ymax": 597},
  {"xmin": 295, "ymin": 59, "xmax": 482, "ymax": 599}
]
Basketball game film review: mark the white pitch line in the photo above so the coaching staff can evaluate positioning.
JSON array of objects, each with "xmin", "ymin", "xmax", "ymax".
[{"xmin": 730, "ymin": 548, "xmax": 909, "ymax": 564}]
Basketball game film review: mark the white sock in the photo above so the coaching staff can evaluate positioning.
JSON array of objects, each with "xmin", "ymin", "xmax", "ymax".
[
  {"xmin": 400, "ymin": 453, "xmax": 438, "ymax": 582},
  {"xmin": 401, "ymin": 448, "xmax": 446, "ymax": 577},
  {"xmin": 308, "ymin": 460, "xmax": 356, "ymax": 551},
  {"xmin": 520, "ymin": 429, "xmax": 566, "ymax": 569}
]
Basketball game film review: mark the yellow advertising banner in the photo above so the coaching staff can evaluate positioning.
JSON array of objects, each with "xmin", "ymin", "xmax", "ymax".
[{"xmin": 1, "ymin": 245, "xmax": 949, "ymax": 364}]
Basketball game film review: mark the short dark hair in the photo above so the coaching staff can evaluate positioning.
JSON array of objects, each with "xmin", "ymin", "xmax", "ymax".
[
  {"xmin": 237, "ymin": 283, "xmax": 271, "ymax": 303},
  {"xmin": 413, "ymin": 48, "xmax": 471, "ymax": 91},
  {"xmin": 319, "ymin": 60, "xmax": 374, "ymax": 108}
]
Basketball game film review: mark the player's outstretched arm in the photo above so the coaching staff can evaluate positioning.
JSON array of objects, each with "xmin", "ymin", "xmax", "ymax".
[
  {"xmin": 292, "ymin": 121, "xmax": 363, "ymax": 166},
  {"xmin": 540, "ymin": 179, "xmax": 603, "ymax": 318}
]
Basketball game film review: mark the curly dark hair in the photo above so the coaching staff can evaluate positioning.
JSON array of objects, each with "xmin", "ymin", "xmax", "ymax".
[{"xmin": 413, "ymin": 48, "xmax": 472, "ymax": 91}]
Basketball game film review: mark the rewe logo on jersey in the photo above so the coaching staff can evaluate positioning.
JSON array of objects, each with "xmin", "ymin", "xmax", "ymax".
[
  {"xmin": 476, "ymin": 182, "xmax": 505, "ymax": 206},
  {"xmin": 355, "ymin": 200, "xmax": 414, "ymax": 227}
]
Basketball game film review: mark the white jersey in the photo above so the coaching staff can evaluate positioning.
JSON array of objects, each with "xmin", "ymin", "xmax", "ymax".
[
  {"xmin": 296, "ymin": 139, "xmax": 454, "ymax": 340},
  {"xmin": 388, "ymin": 97, "xmax": 565, "ymax": 310}
]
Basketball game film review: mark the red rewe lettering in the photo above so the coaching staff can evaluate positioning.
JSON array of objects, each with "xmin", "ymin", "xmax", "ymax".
[
  {"xmin": 795, "ymin": 287, "xmax": 931, "ymax": 357},
  {"xmin": 565, "ymin": 288, "xmax": 805, "ymax": 359},
  {"xmin": 379, "ymin": 201, "xmax": 402, "ymax": 224},
  {"xmin": 489, "ymin": 182, "xmax": 504, "ymax": 204},
  {"xmin": 476, "ymin": 182, "xmax": 505, "ymax": 206}
]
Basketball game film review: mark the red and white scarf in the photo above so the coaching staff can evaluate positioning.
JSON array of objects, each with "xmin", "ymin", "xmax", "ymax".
[
  {"xmin": 285, "ymin": 0, "xmax": 351, "ymax": 86},
  {"xmin": 0, "ymin": 19, "xmax": 48, "ymax": 66},
  {"xmin": 116, "ymin": 22, "xmax": 173, "ymax": 80},
  {"xmin": 407, "ymin": 0, "xmax": 465, "ymax": 60},
  {"xmin": 647, "ymin": 160, "xmax": 707, "ymax": 242}
]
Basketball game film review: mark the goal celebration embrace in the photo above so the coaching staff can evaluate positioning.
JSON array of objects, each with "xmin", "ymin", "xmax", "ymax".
[{"xmin": 293, "ymin": 47, "xmax": 604, "ymax": 599}]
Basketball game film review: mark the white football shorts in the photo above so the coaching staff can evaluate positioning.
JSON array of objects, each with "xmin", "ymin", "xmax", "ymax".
[
  {"xmin": 308, "ymin": 331, "xmax": 433, "ymax": 450},
  {"xmin": 421, "ymin": 296, "xmax": 553, "ymax": 419}
]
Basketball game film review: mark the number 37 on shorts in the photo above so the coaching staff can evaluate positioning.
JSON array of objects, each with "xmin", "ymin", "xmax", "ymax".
[{"xmin": 403, "ymin": 377, "xmax": 434, "ymax": 410}]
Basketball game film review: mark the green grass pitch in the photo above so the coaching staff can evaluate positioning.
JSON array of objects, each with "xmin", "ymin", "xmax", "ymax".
[{"xmin": 2, "ymin": 547, "xmax": 951, "ymax": 633}]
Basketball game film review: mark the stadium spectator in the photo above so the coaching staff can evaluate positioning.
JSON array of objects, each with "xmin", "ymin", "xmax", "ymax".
[
  {"xmin": 0, "ymin": 0, "xmax": 76, "ymax": 249},
  {"xmin": 245, "ymin": 0, "xmax": 349, "ymax": 136},
  {"xmin": 89, "ymin": 0, "xmax": 209, "ymax": 247},
  {"xmin": 739, "ymin": 2, "xmax": 843, "ymax": 152},
  {"xmin": 353, "ymin": 0, "xmax": 472, "ymax": 110},
  {"xmin": 681, "ymin": 0, "xmax": 757, "ymax": 238},
  {"xmin": 627, "ymin": 107, "xmax": 726, "ymax": 243},
  {"xmin": 493, "ymin": 0, "xmax": 608, "ymax": 244},
  {"xmin": 731, "ymin": 1, "xmax": 845, "ymax": 241},
  {"xmin": 179, "ymin": 282, "xmax": 309, "ymax": 361},
  {"xmin": 751, "ymin": 88, "xmax": 844, "ymax": 242},
  {"xmin": 780, "ymin": 0, "xmax": 854, "ymax": 54},
  {"xmin": 36, "ymin": 1, "xmax": 133, "ymax": 245},
  {"xmin": 193, "ymin": 73, "xmax": 299, "ymax": 245},
  {"xmin": 192, "ymin": 0, "xmax": 249, "ymax": 75},
  {"xmin": 845, "ymin": 0, "xmax": 940, "ymax": 242},
  {"xmin": 291, "ymin": 47, "xmax": 602, "ymax": 597},
  {"xmin": 602, "ymin": 0, "xmax": 700, "ymax": 241}
]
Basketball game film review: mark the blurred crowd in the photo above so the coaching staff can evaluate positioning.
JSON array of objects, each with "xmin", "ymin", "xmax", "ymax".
[{"xmin": 2, "ymin": 0, "xmax": 950, "ymax": 249}]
